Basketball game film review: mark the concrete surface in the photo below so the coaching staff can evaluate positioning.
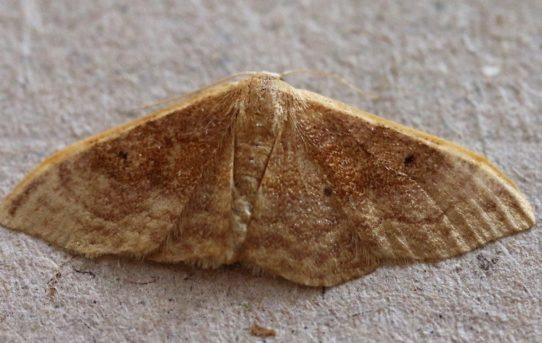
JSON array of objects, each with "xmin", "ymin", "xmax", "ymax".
[{"xmin": 0, "ymin": 0, "xmax": 540, "ymax": 342}]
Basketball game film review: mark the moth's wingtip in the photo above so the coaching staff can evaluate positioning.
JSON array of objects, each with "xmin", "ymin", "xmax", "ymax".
[
  {"xmin": 524, "ymin": 202, "xmax": 536, "ymax": 228},
  {"xmin": 0, "ymin": 192, "xmax": 35, "ymax": 237},
  {"xmin": 0, "ymin": 198, "xmax": 14, "ymax": 229},
  {"xmin": 482, "ymin": 161, "xmax": 536, "ymax": 232},
  {"xmin": 512, "ymin": 190, "xmax": 536, "ymax": 230}
]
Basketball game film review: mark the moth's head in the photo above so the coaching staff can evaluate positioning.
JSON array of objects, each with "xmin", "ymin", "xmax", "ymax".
[
  {"xmin": 222, "ymin": 71, "xmax": 295, "ymax": 96},
  {"xmin": 252, "ymin": 71, "xmax": 282, "ymax": 80},
  {"xmin": 223, "ymin": 71, "xmax": 281, "ymax": 83},
  {"xmin": 240, "ymin": 71, "xmax": 293, "ymax": 94}
]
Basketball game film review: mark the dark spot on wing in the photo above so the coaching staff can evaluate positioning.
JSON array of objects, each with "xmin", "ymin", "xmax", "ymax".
[
  {"xmin": 117, "ymin": 151, "xmax": 129, "ymax": 160},
  {"xmin": 404, "ymin": 154, "xmax": 416, "ymax": 166}
]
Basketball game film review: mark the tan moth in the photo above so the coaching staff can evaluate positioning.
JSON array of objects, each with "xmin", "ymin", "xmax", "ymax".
[{"xmin": 0, "ymin": 73, "xmax": 535, "ymax": 286}]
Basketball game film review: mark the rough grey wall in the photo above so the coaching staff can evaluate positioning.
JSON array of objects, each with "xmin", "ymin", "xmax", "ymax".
[{"xmin": 0, "ymin": 1, "xmax": 540, "ymax": 342}]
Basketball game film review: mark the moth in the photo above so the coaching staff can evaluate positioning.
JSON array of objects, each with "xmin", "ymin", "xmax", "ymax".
[{"xmin": 0, "ymin": 73, "xmax": 535, "ymax": 286}]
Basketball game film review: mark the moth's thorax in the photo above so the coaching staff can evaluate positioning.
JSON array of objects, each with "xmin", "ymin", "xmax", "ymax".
[{"xmin": 229, "ymin": 76, "xmax": 290, "ymax": 259}]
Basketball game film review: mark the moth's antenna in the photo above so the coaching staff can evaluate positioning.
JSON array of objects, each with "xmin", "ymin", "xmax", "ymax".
[{"xmin": 279, "ymin": 68, "xmax": 379, "ymax": 100}]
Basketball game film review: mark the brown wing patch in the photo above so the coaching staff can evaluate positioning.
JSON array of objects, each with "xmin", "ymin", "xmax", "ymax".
[{"xmin": 0, "ymin": 88, "xmax": 239, "ymax": 258}]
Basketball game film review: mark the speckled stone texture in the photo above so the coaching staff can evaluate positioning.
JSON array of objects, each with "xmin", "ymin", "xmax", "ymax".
[{"xmin": 0, "ymin": 1, "xmax": 540, "ymax": 342}]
